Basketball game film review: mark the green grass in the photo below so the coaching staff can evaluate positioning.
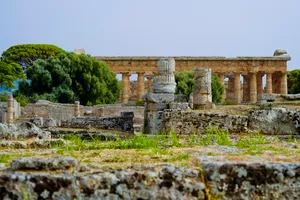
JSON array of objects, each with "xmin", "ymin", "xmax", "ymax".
[
  {"xmin": 53, "ymin": 127, "xmax": 234, "ymax": 154},
  {"xmin": 50, "ymin": 127, "xmax": 299, "ymax": 157},
  {"xmin": 0, "ymin": 154, "xmax": 13, "ymax": 164},
  {"xmin": 0, "ymin": 152, "xmax": 35, "ymax": 165},
  {"xmin": 236, "ymin": 134, "xmax": 271, "ymax": 148}
]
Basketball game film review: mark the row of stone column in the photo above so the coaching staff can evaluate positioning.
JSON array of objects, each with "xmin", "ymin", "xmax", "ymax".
[
  {"xmin": 121, "ymin": 73, "xmax": 153, "ymax": 103},
  {"xmin": 218, "ymin": 71, "xmax": 287, "ymax": 103}
]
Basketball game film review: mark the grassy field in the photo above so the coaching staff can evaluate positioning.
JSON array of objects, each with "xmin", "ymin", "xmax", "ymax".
[{"xmin": 1, "ymin": 127, "xmax": 299, "ymax": 169}]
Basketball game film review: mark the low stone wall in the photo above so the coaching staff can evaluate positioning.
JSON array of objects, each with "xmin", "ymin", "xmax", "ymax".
[
  {"xmin": 163, "ymin": 108, "xmax": 300, "ymax": 135},
  {"xmin": 163, "ymin": 110, "xmax": 248, "ymax": 134},
  {"xmin": 60, "ymin": 112, "xmax": 134, "ymax": 133},
  {"xmin": 22, "ymin": 101, "xmax": 144, "ymax": 123},
  {"xmin": 0, "ymin": 158, "xmax": 206, "ymax": 200},
  {"xmin": 22, "ymin": 101, "xmax": 78, "ymax": 121},
  {"xmin": 1, "ymin": 156, "xmax": 299, "ymax": 199}
]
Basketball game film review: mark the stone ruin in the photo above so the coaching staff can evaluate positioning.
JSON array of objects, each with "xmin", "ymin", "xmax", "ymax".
[
  {"xmin": 193, "ymin": 68, "xmax": 214, "ymax": 109},
  {"xmin": 0, "ymin": 94, "xmax": 21, "ymax": 124},
  {"xmin": 142, "ymin": 58, "xmax": 218, "ymax": 134},
  {"xmin": 142, "ymin": 58, "xmax": 177, "ymax": 134}
]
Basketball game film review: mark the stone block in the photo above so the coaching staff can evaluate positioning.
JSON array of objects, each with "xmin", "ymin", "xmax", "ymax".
[
  {"xmin": 31, "ymin": 117, "xmax": 44, "ymax": 127},
  {"xmin": 121, "ymin": 112, "xmax": 134, "ymax": 119},
  {"xmin": 60, "ymin": 116, "xmax": 134, "ymax": 133},
  {"xmin": 169, "ymin": 102, "xmax": 190, "ymax": 110},
  {"xmin": 280, "ymin": 94, "xmax": 300, "ymax": 100},
  {"xmin": 43, "ymin": 118, "xmax": 57, "ymax": 128},
  {"xmin": 257, "ymin": 94, "xmax": 276, "ymax": 102}
]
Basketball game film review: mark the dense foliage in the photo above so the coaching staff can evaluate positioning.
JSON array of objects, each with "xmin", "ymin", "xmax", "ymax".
[
  {"xmin": 287, "ymin": 69, "xmax": 300, "ymax": 94},
  {"xmin": 175, "ymin": 71, "xmax": 225, "ymax": 104},
  {"xmin": 0, "ymin": 60, "xmax": 25, "ymax": 89},
  {"xmin": 14, "ymin": 53, "xmax": 121, "ymax": 105},
  {"xmin": 1, "ymin": 44, "xmax": 65, "ymax": 70}
]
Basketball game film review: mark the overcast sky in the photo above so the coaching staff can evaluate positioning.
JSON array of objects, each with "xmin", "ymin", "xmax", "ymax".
[{"xmin": 1, "ymin": 0, "xmax": 299, "ymax": 72}]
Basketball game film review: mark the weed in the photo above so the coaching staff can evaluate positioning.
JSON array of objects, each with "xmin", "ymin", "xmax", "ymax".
[
  {"xmin": 288, "ymin": 132, "xmax": 294, "ymax": 143},
  {"xmin": 22, "ymin": 187, "xmax": 29, "ymax": 200},
  {"xmin": 236, "ymin": 133, "xmax": 269, "ymax": 148},
  {"xmin": 0, "ymin": 154, "xmax": 12, "ymax": 164},
  {"xmin": 199, "ymin": 126, "xmax": 232, "ymax": 146}
]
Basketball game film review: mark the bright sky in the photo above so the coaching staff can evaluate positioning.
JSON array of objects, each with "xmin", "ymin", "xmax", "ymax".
[{"xmin": 1, "ymin": 0, "xmax": 299, "ymax": 72}]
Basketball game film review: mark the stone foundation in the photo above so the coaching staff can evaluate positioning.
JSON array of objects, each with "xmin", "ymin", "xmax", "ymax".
[
  {"xmin": 60, "ymin": 112, "xmax": 134, "ymax": 133},
  {"xmin": 163, "ymin": 108, "xmax": 300, "ymax": 135},
  {"xmin": 163, "ymin": 110, "xmax": 248, "ymax": 134}
]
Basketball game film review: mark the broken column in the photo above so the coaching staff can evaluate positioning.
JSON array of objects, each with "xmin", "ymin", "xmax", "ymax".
[
  {"xmin": 7, "ymin": 95, "xmax": 14, "ymax": 125},
  {"xmin": 193, "ymin": 68, "xmax": 214, "ymax": 109},
  {"xmin": 74, "ymin": 101, "xmax": 80, "ymax": 117},
  {"xmin": 143, "ymin": 58, "xmax": 176, "ymax": 134}
]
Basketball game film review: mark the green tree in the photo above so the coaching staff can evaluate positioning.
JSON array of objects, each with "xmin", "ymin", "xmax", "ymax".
[
  {"xmin": 175, "ymin": 71, "xmax": 224, "ymax": 104},
  {"xmin": 287, "ymin": 69, "xmax": 300, "ymax": 94},
  {"xmin": 14, "ymin": 53, "xmax": 121, "ymax": 105},
  {"xmin": 1, "ymin": 44, "xmax": 65, "ymax": 70},
  {"xmin": 0, "ymin": 61, "xmax": 25, "ymax": 89}
]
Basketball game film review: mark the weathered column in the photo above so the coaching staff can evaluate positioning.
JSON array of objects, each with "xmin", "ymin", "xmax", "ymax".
[
  {"xmin": 146, "ymin": 75, "xmax": 153, "ymax": 92},
  {"xmin": 193, "ymin": 68, "xmax": 213, "ymax": 109},
  {"xmin": 257, "ymin": 73, "xmax": 263, "ymax": 95},
  {"xmin": 121, "ymin": 72, "xmax": 130, "ymax": 103},
  {"xmin": 7, "ymin": 95, "xmax": 14, "ymax": 125},
  {"xmin": 234, "ymin": 72, "xmax": 241, "ymax": 104},
  {"xmin": 250, "ymin": 72, "xmax": 257, "ymax": 103},
  {"xmin": 218, "ymin": 72, "xmax": 226, "ymax": 102},
  {"xmin": 242, "ymin": 74, "xmax": 249, "ymax": 102},
  {"xmin": 137, "ymin": 72, "xmax": 145, "ymax": 101},
  {"xmin": 227, "ymin": 76, "xmax": 235, "ymax": 101},
  {"xmin": 266, "ymin": 72, "xmax": 273, "ymax": 94},
  {"xmin": 272, "ymin": 73, "xmax": 278, "ymax": 94},
  {"xmin": 280, "ymin": 71, "xmax": 288, "ymax": 94},
  {"xmin": 143, "ymin": 58, "xmax": 176, "ymax": 134},
  {"xmin": 74, "ymin": 101, "xmax": 80, "ymax": 117}
]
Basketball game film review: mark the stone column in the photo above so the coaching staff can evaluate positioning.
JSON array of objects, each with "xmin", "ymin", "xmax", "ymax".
[
  {"xmin": 272, "ymin": 73, "xmax": 278, "ymax": 94},
  {"xmin": 218, "ymin": 72, "xmax": 226, "ymax": 102},
  {"xmin": 74, "ymin": 101, "xmax": 80, "ymax": 117},
  {"xmin": 242, "ymin": 74, "xmax": 249, "ymax": 102},
  {"xmin": 146, "ymin": 75, "xmax": 153, "ymax": 92},
  {"xmin": 193, "ymin": 68, "xmax": 213, "ymax": 109},
  {"xmin": 280, "ymin": 71, "xmax": 288, "ymax": 94},
  {"xmin": 7, "ymin": 95, "xmax": 14, "ymax": 125},
  {"xmin": 121, "ymin": 72, "xmax": 130, "ymax": 103},
  {"xmin": 257, "ymin": 73, "xmax": 263, "ymax": 96},
  {"xmin": 234, "ymin": 72, "xmax": 241, "ymax": 104},
  {"xmin": 137, "ymin": 72, "xmax": 145, "ymax": 101},
  {"xmin": 266, "ymin": 72, "xmax": 273, "ymax": 94},
  {"xmin": 143, "ymin": 58, "xmax": 176, "ymax": 134},
  {"xmin": 250, "ymin": 72, "xmax": 257, "ymax": 103}
]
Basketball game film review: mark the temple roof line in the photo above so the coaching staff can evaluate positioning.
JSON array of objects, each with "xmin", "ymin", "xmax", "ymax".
[{"xmin": 94, "ymin": 56, "xmax": 291, "ymax": 61}]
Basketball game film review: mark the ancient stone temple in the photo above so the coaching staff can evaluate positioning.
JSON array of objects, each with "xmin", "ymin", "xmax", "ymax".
[
  {"xmin": 193, "ymin": 68, "xmax": 214, "ymax": 109},
  {"xmin": 143, "ymin": 58, "xmax": 176, "ymax": 134},
  {"xmin": 96, "ymin": 49, "xmax": 291, "ymax": 104}
]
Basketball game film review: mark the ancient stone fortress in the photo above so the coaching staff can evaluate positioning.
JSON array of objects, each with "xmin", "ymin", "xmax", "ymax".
[{"xmin": 96, "ymin": 49, "xmax": 291, "ymax": 103}]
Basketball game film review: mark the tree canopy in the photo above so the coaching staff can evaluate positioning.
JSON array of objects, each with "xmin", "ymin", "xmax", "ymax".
[
  {"xmin": 175, "ymin": 71, "xmax": 225, "ymax": 104},
  {"xmin": 287, "ymin": 69, "xmax": 300, "ymax": 94},
  {"xmin": 14, "ymin": 53, "xmax": 121, "ymax": 105},
  {"xmin": 0, "ymin": 61, "xmax": 25, "ymax": 89},
  {"xmin": 1, "ymin": 44, "xmax": 65, "ymax": 70}
]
